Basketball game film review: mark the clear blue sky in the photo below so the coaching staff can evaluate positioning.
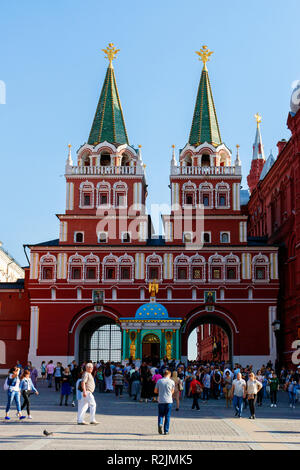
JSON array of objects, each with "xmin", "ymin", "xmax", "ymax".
[{"xmin": 1, "ymin": 0, "xmax": 299, "ymax": 268}]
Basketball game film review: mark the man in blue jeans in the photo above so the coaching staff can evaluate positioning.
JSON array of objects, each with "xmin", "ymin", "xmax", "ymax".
[
  {"xmin": 231, "ymin": 372, "xmax": 246, "ymax": 418},
  {"xmin": 154, "ymin": 370, "xmax": 175, "ymax": 435}
]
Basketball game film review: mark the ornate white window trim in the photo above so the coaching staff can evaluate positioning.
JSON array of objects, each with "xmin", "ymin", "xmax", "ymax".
[
  {"xmin": 39, "ymin": 253, "xmax": 57, "ymax": 283},
  {"xmin": 215, "ymin": 181, "xmax": 231, "ymax": 209},
  {"xmin": 68, "ymin": 253, "xmax": 84, "ymax": 283},
  {"xmin": 74, "ymin": 231, "xmax": 84, "ymax": 243},
  {"xmin": 84, "ymin": 253, "xmax": 100, "ymax": 282},
  {"xmin": 208, "ymin": 253, "xmax": 225, "ymax": 283},
  {"xmin": 252, "ymin": 253, "xmax": 270, "ymax": 283},
  {"xmin": 224, "ymin": 253, "xmax": 240, "ymax": 282},
  {"xmin": 174, "ymin": 253, "xmax": 190, "ymax": 282},
  {"xmin": 182, "ymin": 180, "xmax": 197, "ymax": 208},
  {"xmin": 96, "ymin": 181, "xmax": 111, "ymax": 208},
  {"xmin": 190, "ymin": 254, "xmax": 206, "ymax": 282},
  {"xmin": 220, "ymin": 231, "xmax": 230, "ymax": 243},
  {"xmin": 118, "ymin": 254, "xmax": 134, "ymax": 283},
  {"xmin": 102, "ymin": 253, "xmax": 119, "ymax": 282},
  {"xmin": 79, "ymin": 181, "xmax": 95, "ymax": 209},
  {"xmin": 113, "ymin": 181, "xmax": 128, "ymax": 208},
  {"xmin": 199, "ymin": 182, "xmax": 214, "ymax": 209},
  {"xmin": 145, "ymin": 253, "xmax": 163, "ymax": 283}
]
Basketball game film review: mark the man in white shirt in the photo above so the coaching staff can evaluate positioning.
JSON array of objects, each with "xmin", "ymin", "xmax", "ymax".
[
  {"xmin": 77, "ymin": 363, "xmax": 98, "ymax": 425},
  {"xmin": 154, "ymin": 370, "xmax": 175, "ymax": 435},
  {"xmin": 231, "ymin": 372, "xmax": 246, "ymax": 417}
]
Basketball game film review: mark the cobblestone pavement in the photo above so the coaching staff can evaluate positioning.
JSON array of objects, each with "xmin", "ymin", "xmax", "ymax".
[{"xmin": 0, "ymin": 380, "xmax": 300, "ymax": 450}]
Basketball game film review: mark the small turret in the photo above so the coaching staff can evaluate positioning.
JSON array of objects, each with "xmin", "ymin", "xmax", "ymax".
[
  {"xmin": 65, "ymin": 144, "xmax": 73, "ymax": 174},
  {"xmin": 247, "ymin": 114, "xmax": 266, "ymax": 193}
]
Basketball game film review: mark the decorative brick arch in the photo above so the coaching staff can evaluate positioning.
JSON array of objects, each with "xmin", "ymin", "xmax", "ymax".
[{"xmin": 180, "ymin": 306, "xmax": 240, "ymax": 360}]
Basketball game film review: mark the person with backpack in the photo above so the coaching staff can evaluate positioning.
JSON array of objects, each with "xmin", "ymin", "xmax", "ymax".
[
  {"xmin": 20, "ymin": 369, "xmax": 39, "ymax": 419},
  {"xmin": 131, "ymin": 367, "xmax": 141, "ymax": 401},
  {"xmin": 4, "ymin": 366, "xmax": 26, "ymax": 421},
  {"xmin": 188, "ymin": 375, "xmax": 202, "ymax": 411}
]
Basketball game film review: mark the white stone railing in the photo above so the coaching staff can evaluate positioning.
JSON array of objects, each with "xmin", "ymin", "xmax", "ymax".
[
  {"xmin": 171, "ymin": 165, "xmax": 241, "ymax": 176},
  {"xmin": 67, "ymin": 165, "xmax": 144, "ymax": 176}
]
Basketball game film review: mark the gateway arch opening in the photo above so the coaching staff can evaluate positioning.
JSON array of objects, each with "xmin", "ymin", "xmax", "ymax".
[
  {"xmin": 79, "ymin": 317, "xmax": 122, "ymax": 364},
  {"xmin": 187, "ymin": 315, "xmax": 232, "ymax": 363}
]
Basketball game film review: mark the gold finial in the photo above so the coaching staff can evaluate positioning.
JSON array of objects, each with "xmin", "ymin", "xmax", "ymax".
[
  {"xmin": 172, "ymin": 144, "xmax": 175, "ymax": 149},
  {"xmin": 255, "ymin": 112, "xmax": 262, "ymax": 127},
  {"xmin": 138, "ymin": 145, "xmax": 142, "ymax": 148},
  {"xmin": 196, "ymin": 45, "xmax": 214, "ymax": 70},
  {"xmin": 102, "ymin": 43, "xmax": 120, "ymax": 67},
  {"xmin": 236, "ymin": 144, "xmax": 240, "ymax": 150},
  {"xmin": 68, "ymin": 143, "xmax": 72, "ymax": 149}
]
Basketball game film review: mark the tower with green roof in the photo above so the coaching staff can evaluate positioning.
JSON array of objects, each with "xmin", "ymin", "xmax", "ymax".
[
  {"xmin": 188, "ymin": 45, "xmax": 222, "ymax": 147},
  {"xmin": 88, "ymin": 43, "xmax": 129, "ymax": 146}
]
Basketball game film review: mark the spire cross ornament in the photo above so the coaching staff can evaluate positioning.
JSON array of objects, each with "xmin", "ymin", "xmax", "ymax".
[
  {"xmin": 102, "ymin": 43, "xmax": 120, "ymax": 67},
  {"xmin": 255, "ymin": 112, "xmax": 262, "ymax": 127},
  {"xmin": 196, "ymin": 45, "xmax": 214, "ymax": 70}
]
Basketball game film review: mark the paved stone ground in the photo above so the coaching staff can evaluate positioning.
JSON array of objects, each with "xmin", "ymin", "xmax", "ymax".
[{"xmin": 0, "ymin": 379, "xmax": 300, "ymax": 450}]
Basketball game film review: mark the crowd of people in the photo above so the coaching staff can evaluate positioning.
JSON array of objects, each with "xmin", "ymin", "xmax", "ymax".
[{"xmin": 3, "ymin": 357, "xmax": 300, "ymax": 427}]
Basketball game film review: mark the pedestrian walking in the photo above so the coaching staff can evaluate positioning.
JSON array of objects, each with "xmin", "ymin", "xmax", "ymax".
[
  {"xmin": 54, "ymin": 362, "xmax": 63, "ymax": 392},
  {"xmin": 4, "ymin": 367, "xmax": 26, "ymax": 421},
  {"xmin": 41, "ymin": 361, "xmax": 46, "ymax": 382},
  {"xmin": 30, "ymin": 365, "xmax": 38, "ymax": 387},
  {"xmin": 154, "ymin": 370, "xmax": 175, "ymax": 435},
  {"xmin": 104, "ymin": 363, "xmax": 113, "ymax": 392},
  {"xmin": 223, "ymin": 371, "xmax": 233, "ymax": 408},
  {"xmin": 188, "ymin": 375, "xmax": 202, "ymax": 411},
  {"xmin": 171, "ymin": 371, "xmax": 182, "ymax": 411},
  {"xmin": 131, "ymin": 368, "xmax": 141, "ymax": 401},
  {"xmin": 246, "ymin": 372, "xmax": 262, "ymax": 419},
  {"xmin": 20, "ymin": 369, "xmax": 39, "ymax": 419},
  {"xmin": 269, "ymin": 371, "xmax": 279, "ymax": 407},
  {"xmin": 113, "ymin": 369, "xmax": 124, "ymax": 397},
  {"xmin": 231, "ymin": 372, "xmax": 246, "ymax": 418},
  {"xmin": 46, "ymin": 360, "xmax": 54, "ymax": 388},
  {"xmin": 60, "ymin": 367, "xmax": 72, "ymax": 406},
  {"xmin": 77, "ymin": 363, "xmax": 98, "ymax": 425},
  {"xmin": 256, "ymin": 370, "xmax": 264, "ymax": 407}
]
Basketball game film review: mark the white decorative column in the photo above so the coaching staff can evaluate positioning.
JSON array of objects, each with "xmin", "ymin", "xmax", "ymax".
[{"xmin": 28, "ymin": 306, "xmax": 39, "ymax": 363}]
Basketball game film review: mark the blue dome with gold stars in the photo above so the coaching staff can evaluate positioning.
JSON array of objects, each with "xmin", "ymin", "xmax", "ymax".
[{"xmin": 135, "ymin": 303, "xmax": 168, "ymax": 320}]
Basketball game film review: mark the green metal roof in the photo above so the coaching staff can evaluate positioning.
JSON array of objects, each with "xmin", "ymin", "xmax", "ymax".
[
  {"xmin": 88, "ymin": 65, "xmax": 129, "ymax": 146},
  {"xmin": 188, "ymin": 67, "xmax": 221, "ymax": 147}
]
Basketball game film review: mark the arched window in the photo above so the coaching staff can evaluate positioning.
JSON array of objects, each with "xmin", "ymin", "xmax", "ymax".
[
  {"xmin": 225, "ymin": 254, "xmax": 240, "ymax": 281},
  {"xmin": 100, "ymin": 152, "xmax": 111, "ymax": 166},
  {"xmin": 97, "ymin": 181, "xmax": 111, "ymax": 207},
  {"xmin": 39, "ymin": 253, "xmax": 57, "ymax": 282},
  {"xmin": 252, "ymin": 253, "xmax": 270, "ymax": 282},
  {"xmin": 182, "ymin": 181, "xmax": 197, "ymax": 207},
  {"xmin": 182, "ymin": 154, "xmax": 192, "ymax": 167},
  {"xmin": 215, "ymin": 182, "xmax": 230, "ymax": 209},
  {"xmin": 102, "ymin": 254, "xmax": 118, "ymax": 282},
  {"xmin": 84, "ymin": 254, "xmax": 100, "ymax": 281},
  {"xmin": 208, "ymin": 254, "xmax": 225, "ymax": 282},
  {"xmin": 118, "ymin": 254, "xmax": 134, "ymax": 281},
  {"xmin": 201, "ymin": 154, "xmax": 211, "ymax": 167},
  {"xmin": 220, "ymin": 232, "xmax": 230, "ymax": 243},
  {"xmin": 68, "ymin": 254, "xmax": 84, "ymax": 282},
  {"xmin": 199, "ymin": 182, "xmax": 213, "ymax": 208},
  {"xmin": 79, "ymin": 181, "xmax": 94, "ymax": 208},
  {"xmin": 174, "ymin": 254, "xmax": 190, "ymax": 281},
  {"xmin": 190, "ymin": 254, "xmax": 206, "ymax": 282},
  {"xmin": 82, "ymin": 154, "xmax": 91, "ymax": 167},
  {"xmin": 121, "ymin": 154, "xmax": 132, "ymax": 167},
  {"xmin": 74, "ymin": 232, "xmax": 84, "ymax": 243},
  {"xmin": 146, "ymin": 253, "xmax": 163, "ymax": 282},
  {"xmin": 113, "ymin": 181, "xmax": 128, "ymax": 208}
]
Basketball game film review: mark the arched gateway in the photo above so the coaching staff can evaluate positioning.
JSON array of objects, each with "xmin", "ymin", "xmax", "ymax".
[{"xmin": 181, "ymin": 309, "xmax": 238, "ymax": 364}]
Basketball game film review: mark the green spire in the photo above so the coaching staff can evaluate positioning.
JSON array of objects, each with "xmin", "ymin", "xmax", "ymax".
[
  {"xmin": 189, "ymin": 46, "xmax": 221, "ymax": 147},
  {"xmin": 88, "ymin": 44, "xmax": 129, "ymax": 146}
]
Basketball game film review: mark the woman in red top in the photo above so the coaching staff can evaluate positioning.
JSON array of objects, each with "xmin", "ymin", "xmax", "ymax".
[{"xmin": 188, "ymin": 376, "xmax": 202, "ymax": 411}]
